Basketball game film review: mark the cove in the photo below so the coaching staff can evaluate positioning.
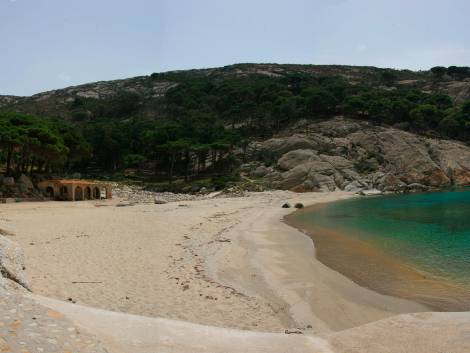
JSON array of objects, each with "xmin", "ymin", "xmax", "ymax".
[{"xmin": 286, "ymin": 188, "xmax": 470, "ymax": 311}]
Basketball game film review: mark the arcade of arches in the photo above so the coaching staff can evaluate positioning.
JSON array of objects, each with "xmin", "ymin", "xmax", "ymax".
[{"xmin": 38, "ymin": 180, "xmax": 112, "ymax": 201}]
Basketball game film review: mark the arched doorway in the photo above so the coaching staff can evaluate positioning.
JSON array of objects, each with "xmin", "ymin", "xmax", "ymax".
[
  {"xmin": 93, "ymin": 187, "xmax": 101, "ymax": 199},
  {"xmin": 75, "ymin": 186, "xmax": 83, "ymax": 201},
  {"xmin": 59, "ymin": 186, "xmax": 68, "ymax": 200},
  {"xmin": 45, "ymin": 186, "xmax": 54, "ymax": 199},
  {"xmin": 85, "ymin": 186, "xmax": 92, "ymax": 200}
]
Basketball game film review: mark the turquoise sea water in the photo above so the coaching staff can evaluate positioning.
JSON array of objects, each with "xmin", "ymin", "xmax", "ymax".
[{"xmin": 294, "ymin": 188, "xmax": 470, "ymax": 290}]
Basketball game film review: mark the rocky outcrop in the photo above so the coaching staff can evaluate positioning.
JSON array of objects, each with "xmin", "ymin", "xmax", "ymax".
[
  {"xmin": 18, "ymin": 174, "xmax": 34, "ymax": 192},
  {"xmin": 427, "ymin": 140, "xmax": 470, "ymax": 185},
  {"xmin": 0, "ymin": 76, "xmax": 179, "ymax": 120},
  {"xmin": 250, "ymin": 135, "xmax": 327, "ymax": 162},
  {"xmin": 267, "ymin": 151, "xmax": 358, "ymax": 192},
  {"xmin": 437, "ymin": 79, "xmax": 470, "ymax": 104},
  {"xmin": 278, "ymin": 150, "xmax": 320, "ymax": 171},
  {"xmin": 0, "ymin": 236, "xmax": 30, "ymax": 290},
  {"xmin": 0, "ymin": 174, "xmax": 44, "ymax": 201},
  {"xmin": 248, "ymin": 117, "xmax": 470, "ymax": 192},
  {"xmin": 0, "ymin": 95, "xmax": 22, "ymax": 108},
  {"xmin": 250, "ymin": 165, "xmax": 271, "ymax": 178}
]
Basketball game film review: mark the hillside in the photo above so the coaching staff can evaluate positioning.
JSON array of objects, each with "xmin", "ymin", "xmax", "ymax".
[
  {"xmin": 2, "ymin": 64, "xmax": 470, "ymax": 119},
  {"xmin": 1, "ymin": 63, "xmax": 470, "ymax": 193}
]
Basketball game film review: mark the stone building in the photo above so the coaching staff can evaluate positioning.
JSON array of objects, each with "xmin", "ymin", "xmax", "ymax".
[{"xmin": 37, "ymin": 179, "xmax": 112, "ymax": 201}]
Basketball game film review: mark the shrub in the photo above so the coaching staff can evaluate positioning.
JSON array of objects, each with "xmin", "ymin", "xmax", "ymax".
[{"xmin": 211, "ymin": 175, "xmax": 240, "ymax": 190}]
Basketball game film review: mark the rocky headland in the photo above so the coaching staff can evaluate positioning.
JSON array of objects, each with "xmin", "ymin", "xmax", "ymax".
[{"xmin": 244, "ymin": 117, "xmax": 470, "ymax": 193}]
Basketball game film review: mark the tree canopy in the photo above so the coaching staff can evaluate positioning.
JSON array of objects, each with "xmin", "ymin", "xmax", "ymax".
[{"xmin": 2, "ymin": 69, "xmax": 470, "ymax": 187}]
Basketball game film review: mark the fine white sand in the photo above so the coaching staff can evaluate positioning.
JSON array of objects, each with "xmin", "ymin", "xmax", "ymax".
[{"xmin": 0, "ymin": 190, "xmax": 427, "ymax": 333}]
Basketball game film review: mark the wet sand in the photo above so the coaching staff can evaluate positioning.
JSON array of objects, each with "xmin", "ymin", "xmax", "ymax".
[{"xmin": 286, "ymin": 203, "xmax": 470, "ymax": 312}]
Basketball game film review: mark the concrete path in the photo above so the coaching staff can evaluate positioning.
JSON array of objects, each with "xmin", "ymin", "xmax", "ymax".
[
  {"xmin": 1, "ymin": 288, "xmax": 470, "ymax": 353},
  {"xmin": 32, "ymin": 294, "xmax": 470, "ymax": 353},
  {"xmin": 32, "ymin": 294, "xmax": 332, "ymax": 353},
  {"xmin": 0, "ymin": 290, "xmax": 107, "ymax": 353}
]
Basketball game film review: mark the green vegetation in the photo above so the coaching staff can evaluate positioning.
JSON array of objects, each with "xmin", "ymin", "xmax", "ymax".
[
  {"xmin": 2, "ymin": 64, "xmax": 470, "ymax": 187},
  {"xmin": 0, "ymin": 112, "xmax": 89, "ymax": 175}
]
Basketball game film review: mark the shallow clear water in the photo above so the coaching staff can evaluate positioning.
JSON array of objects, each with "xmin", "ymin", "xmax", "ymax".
[{"xmin": 294, "ymin": 188, "xmax": 470, "ymax": 290}]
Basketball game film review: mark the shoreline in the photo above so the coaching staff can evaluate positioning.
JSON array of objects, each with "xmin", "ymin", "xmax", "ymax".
[
  {"xmin": 209, "ymin": 191, "xmax": 428, "ymax": 332},
  {"xmin": 1, "ymin": 190, "xmax": 428, "ymax": 334},
  {"xmin": 286, "ymin": 201, "xmax": 470, "ymax": 312}
]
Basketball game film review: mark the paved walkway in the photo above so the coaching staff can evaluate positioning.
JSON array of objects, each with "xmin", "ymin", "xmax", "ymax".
[
  {"xmin": 0, "ymin": 290, "xmax": 107, "ymax": 353},
  {"xmin": 32, "ymin": 293, "xmax": 470, "ymax": 353},
  {"xmin": 2, "ymin": 289, "xmax": 470, "ymax": 353}
]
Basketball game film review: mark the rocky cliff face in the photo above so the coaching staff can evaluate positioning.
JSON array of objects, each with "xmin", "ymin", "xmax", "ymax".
[{"xmin": 247, "ymin": 117, "xmax": 470, "ymax": 192}]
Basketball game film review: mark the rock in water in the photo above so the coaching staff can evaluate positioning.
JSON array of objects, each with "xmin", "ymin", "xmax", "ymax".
[
  {"xmin": 406, "ymin": 183, "xmax": 429, "ymax": 192},
  {"xmin": 359, "ymin": 189, "xmax": 383, "ymax": 196},
  {"xmin": 344, "ymin": 180, "xmax": 365, "ymax": 193},
  {"xmin": 294, "ymin": 203, "xmax": 304, "ymax": 209}
]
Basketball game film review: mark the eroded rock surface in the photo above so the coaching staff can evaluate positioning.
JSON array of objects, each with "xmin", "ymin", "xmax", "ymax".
[
  {"xmin": 248, "ymin": 117, "xmax": 470, "ymax": 192},
  {"xmin": 0, "ymin": 236, "xmax": 30, "ymax": 290}
]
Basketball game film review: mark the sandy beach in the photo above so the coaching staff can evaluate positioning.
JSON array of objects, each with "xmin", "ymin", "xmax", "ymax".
[{"xmin": 0, "ymin": 190, "xmax": 428, "ymax": 334}]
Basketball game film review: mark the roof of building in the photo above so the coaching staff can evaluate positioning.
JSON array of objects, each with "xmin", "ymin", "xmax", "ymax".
[{"xmin": 38, "ymin": 179, "xmax": 109, "ymax": 186}]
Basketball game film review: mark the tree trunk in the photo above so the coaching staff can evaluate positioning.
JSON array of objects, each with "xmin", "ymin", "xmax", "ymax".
[
  {"xmin": 29, "ymin": 157, "xmax": 35, "ymax": 174},
  {"xmin": 6, "ymin": 145, "xmax": 13, "ymax": 175},
  {"xmin": 168, "ymin": 150, "xmax": 176, "ymax": 184},
  {"xmin": 184, "ymin": 149, "xmax": 190, "ymax": 182}
]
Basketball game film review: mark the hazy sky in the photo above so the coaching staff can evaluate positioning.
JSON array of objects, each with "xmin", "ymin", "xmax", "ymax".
[{"xmin": 1, "ymin": 0, "xmax": 469, "ymax": 96}]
